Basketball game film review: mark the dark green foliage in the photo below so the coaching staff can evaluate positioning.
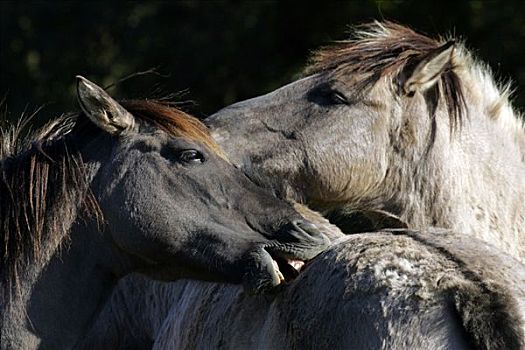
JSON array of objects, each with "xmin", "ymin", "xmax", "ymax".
[{"xmin": 1, "ymin": 1, "xmax": 524, "ymax": 122}]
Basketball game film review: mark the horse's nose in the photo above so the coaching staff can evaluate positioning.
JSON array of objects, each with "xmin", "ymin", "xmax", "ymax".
[{"xmin": 280, "ymin": 219, "xmax": 327, "ymax": 245}]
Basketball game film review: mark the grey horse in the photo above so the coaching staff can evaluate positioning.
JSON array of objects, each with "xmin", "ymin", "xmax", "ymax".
[
  {"xmin": 153, "ymin": 230, "xmax": 525, "ymax": 349},
  {"xmin": 208, "ymin": 21, "xmax": 525, "ymax": 261},
  {"xmin": 83, "ymin": 22, "xmax": 525, "ymax": 348},
  {"xmin": 0, "ymin": 77, "xmax": 329, "ymax": 350},
  {"xmin": 83, "ymin": 228, "xmax": 525, "ymax": 349}
]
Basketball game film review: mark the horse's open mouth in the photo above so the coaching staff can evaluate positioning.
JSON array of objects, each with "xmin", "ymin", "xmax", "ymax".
[
  {"xmin": 243, "ymin": 233, "xmax": 328, "ymax": 294},
  {"xmin": 269, "ymin": 254, "xmax": 306, "ymax": 284}
]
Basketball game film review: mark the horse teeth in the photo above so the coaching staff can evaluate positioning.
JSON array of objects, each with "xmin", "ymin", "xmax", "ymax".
[
  {"xmin": 272, "ymin": 259, "xmax": 285, "ymax": 283},
  {"xmin": 288, "ymin": 259, "xmax": 305, "ymax": 272},
  {"xmin": 276, "ymin": 270, "xmax": 285, "ymax": 283}
]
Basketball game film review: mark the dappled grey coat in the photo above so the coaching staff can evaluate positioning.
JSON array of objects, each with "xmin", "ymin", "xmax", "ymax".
[
  {"xmin": 82, "ymin": 229, "xmax": 525, "ymax": 350},
  {"xmin": 152, "ymin": 230, "xmax": 525, "ymax": 349}
]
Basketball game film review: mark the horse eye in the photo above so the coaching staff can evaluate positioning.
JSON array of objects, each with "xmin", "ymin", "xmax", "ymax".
[
  {"xmin": 307, "ymin": 84, "xmax": 350, "ymax": 107},
  {"xmin": 178, "ymin": 149, "xmax": 205, "ymax": 164},
  {"xmin": 330, "ymin": 90, "xmax": 349, "ymax": 105}
]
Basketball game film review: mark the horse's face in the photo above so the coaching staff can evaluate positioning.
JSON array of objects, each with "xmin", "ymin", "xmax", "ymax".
[
  {"xmin": 76, "ymin": 77, "xmax": 329, "ymax": 293},
  {"xmin": 207, "ymin": 73, "xmax": 391, "ymax": 210},
  {"xmin": 207, "ymin": 43, "xmax": 455, "ymax": 212}
]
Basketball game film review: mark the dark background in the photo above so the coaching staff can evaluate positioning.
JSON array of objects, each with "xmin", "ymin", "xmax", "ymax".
[{"xmin": 1, "ymin": 1, "xmax": 524, "ymax": 123}]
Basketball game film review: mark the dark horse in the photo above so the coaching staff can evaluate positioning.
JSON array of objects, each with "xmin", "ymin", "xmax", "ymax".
[{"xmin": 0, "ymin": 77, "xmax": 329, "ymax": 349}]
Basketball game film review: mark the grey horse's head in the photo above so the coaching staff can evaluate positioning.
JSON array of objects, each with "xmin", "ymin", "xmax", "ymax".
[
  {"xmin": 206, "ymin": 22, "xmax": 465, "ymax": 223},
  {"xmin": 74, "ymin": 77, "xmax": 329, "ymax": 292}
]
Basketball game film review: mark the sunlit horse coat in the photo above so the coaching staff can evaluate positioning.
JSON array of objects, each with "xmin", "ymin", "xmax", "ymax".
[
  {"xmin": 153, "ymin": 230, "xmax": 525, "ymax": 350},
  {"xmin": 82, "ymin": 228, "xmax": 525, "ymax": 350},
  {"xmin": 208, "ymin": 22, "xmax": 525, "ymax": 262}
]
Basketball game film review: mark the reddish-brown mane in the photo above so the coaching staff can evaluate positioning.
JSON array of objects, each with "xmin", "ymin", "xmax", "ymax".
[{"xmin": 122, "ymin": 100, "xmax": 225, "ymax": 158}]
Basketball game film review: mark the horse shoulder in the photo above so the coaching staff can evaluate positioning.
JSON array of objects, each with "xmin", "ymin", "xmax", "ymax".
[
  {"xmin": 151, "ymin": 231, "xmax": 525, "ymax": 349},
  {"xmin": 277, "ymin": 231, "xmax": 525, "ymax": 349},
  {"xmin": 399, "ymin": 229, "xmax": 525, "ymax": 350}
]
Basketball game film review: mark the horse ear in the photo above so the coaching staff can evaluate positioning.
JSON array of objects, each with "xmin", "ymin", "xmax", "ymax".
[
  {"xmin": 76, "ymin": 75, "xmax": 135, "ymax": 134},
  {"xmin": 403, "ymin": 41, "xmax": 455, "ymax": 95}
]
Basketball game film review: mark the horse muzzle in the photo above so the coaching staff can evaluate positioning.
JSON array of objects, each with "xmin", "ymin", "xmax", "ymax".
[{"xmin": 242, "ymin": 220, "xmax": 330, "ymax": 294}]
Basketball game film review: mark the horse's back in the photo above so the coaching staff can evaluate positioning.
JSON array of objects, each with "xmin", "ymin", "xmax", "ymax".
[{"xmin": 154, "ymin": 230, "xmax": 525, "ymax": 350}]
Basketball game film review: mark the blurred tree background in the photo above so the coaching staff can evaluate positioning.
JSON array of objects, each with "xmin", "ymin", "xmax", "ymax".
[{"xmin": 1, "ymin": 1, "xmax": 525, "ymax": 123}]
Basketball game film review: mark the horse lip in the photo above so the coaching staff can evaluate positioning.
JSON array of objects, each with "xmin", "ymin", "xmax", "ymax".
[
  {"xmin": 261, "ymin": 234, "xmax": 329, "ymax": 286},
  {"xmin": 271, "ymin": 259, "xmax": 285, "ymax": 284},
  {"xmin": 242, "ymin": 246, "xmax": 310, "ymax": 294},
  {"xmin": 288, "ymin": 259, "xmax": 305, "ymax": 271},
  {"xmin": 268, "ymin": 252, "xmax": 306, "ymax": 283},
  {"xmin": 242, "ymin": 230, "xmax": 330, "ymax": 294},
  {"xmin": 262, "ymin": 253, "xmax": 306, "ymax": 286},
  {"xmin": 242, "ymin": 247, "xmax": 283, "ymax": 294}
]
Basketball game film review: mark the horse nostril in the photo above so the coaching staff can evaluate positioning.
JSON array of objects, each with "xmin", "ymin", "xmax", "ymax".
[
  {"xmin": 291, "ymin": 219, "xmax": 322, "ymax": 238},
  {"xmin": 275, "ymin": 219, "xmax": 330, "ymax": 252}
]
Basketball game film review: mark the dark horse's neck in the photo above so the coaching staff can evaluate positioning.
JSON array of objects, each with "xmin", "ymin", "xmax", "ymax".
[
  {"xmin": 1, "ymin": 130, "xmax": 132, "ymax": 350},
  {"xmin": 1, "ymin": 221, "xmax": 131, "ymax": 350}
]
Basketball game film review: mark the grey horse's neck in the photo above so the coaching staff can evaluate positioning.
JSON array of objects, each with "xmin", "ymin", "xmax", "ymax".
[
  {"xmin": 397, "ymin": 81, "xmax": 525, "ymax": 262},
  {"xmin": 1, "ymin": 220, "xmax": 130, "ymax": 350}
]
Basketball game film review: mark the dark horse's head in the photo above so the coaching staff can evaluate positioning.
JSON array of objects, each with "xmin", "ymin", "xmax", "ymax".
[{"xmin": 74, "ymin": 77, "xmax": 328, "ymax": 292}]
